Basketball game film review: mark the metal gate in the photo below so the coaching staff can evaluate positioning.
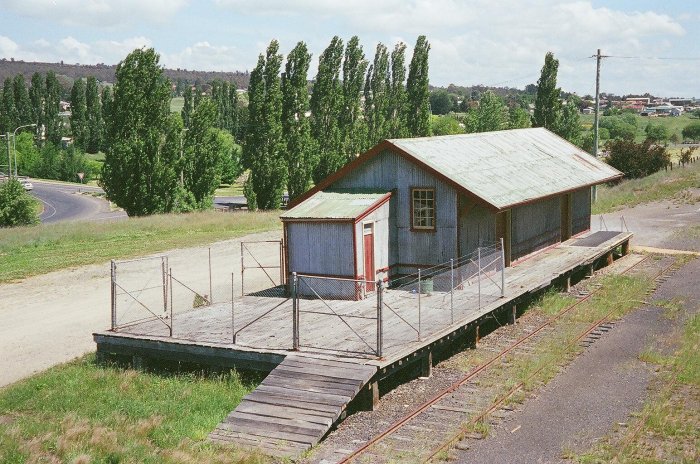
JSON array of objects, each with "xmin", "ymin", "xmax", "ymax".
[{"xmin": 240, "ymin": 240, "xmax": 285, "ymax": 296}]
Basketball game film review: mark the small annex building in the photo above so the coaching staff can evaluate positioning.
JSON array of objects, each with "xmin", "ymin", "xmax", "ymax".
[{"xmin": 281, "ymin": 128, "xmax": 622, "ymax": 297}]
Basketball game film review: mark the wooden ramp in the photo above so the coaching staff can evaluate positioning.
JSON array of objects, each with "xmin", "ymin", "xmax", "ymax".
[{"xmin": 209, "ymin": 355, "xmax": 377, "ymax": 457}]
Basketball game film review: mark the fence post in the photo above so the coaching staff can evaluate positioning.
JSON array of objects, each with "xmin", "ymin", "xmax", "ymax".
[
  {"xmin": 418, "ymin": 268, "xmax": 422, "ymax": 341},
  {"xmin": 292, "ymin": 272, "xmax": 299, "ymax": 350},
  {"xmin": 477, "ymin": 247, "xmax": 481, "ymax": 310},
  {"xmin": 208, "ymin": 247, "xmax": 213, "ymax": 304},
  {"xmin": 376, "ymin": 280, "xmax": 383, "ymax": 357},
  {"xmin": 240, "ymin": 242, "xmax": 245, "ymax": 297},
  {"xmin": 450, "ymin": 258, "xmax": 454, "ymax": 325},
  {"xmin": 169, "ymin": 267, "xmax": 173, "ymax": 337},
  {"xmin": 500, "ymin": 238, "xmax": 506, "ymax": 298},
  {"xmin": 161, "ymin": 257, "xmax": 168, "ymax": 316},
  {"xmin": 110, "ymin": 260, "xmax": 116, "ymax": 330},
  {"xmin": 231, "ymin": 272, "xmax": 236, "ymax": 344}
]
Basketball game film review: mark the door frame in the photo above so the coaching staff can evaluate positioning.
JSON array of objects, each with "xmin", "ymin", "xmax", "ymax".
[{"xmin": 362, "ymin": 221, "xmax": 375, "ymax": 292}]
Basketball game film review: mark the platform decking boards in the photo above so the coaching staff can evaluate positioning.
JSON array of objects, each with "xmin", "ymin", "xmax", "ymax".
[
  {"xmin": 95, "ymin": 232, "xmax": 631, "ymax": 457},
  {"xmin": 209, "ymin": 355, "xmax": 376, "ymax": 456}
]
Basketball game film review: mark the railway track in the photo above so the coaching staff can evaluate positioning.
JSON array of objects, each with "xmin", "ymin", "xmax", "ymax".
[{"xmin": 336, "ymin": 253, "xmax": 682, "ymax": 463}]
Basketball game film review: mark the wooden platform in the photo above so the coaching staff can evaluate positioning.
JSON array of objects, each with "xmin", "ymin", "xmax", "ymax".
[
  {"xmin": 209, "ymin": 355, "xmax": 376, "ymax": 456},
  {"xmin": 94, "ymin": 231, "xmax": 632, "ymax": 457}
]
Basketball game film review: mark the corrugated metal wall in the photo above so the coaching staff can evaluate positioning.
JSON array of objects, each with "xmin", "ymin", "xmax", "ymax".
[
  {"xmin": 286, "ymin": 222, "xmax": 354, "ymax": 277},
  {"xmin": 355, "ymin": 202, "xmax": 390, "ymax": 282},
  {"xmin": 511, "ymin": 196, "xmax": 561, "ymax": 261},
  {"xmin": 572, "ymin": 187, "xmax": 591, "ymax": 235},
  {"xmin": 332, "ymin": 150, "xmax": 458, "ymax": 270},
  {"xmin": 458, "ymin": 196, "xmax": 496, "ymax": 258}
]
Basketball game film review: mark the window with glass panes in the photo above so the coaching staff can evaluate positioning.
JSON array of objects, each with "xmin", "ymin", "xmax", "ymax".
[{"xmin": 411, "ymin": 188, "xmax": 435, "ymax": 230}]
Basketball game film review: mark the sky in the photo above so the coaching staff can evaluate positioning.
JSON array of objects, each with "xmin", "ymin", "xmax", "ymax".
[{"xmin": 0, "ymin": 0, "xmax": 698, "ymax": 97}]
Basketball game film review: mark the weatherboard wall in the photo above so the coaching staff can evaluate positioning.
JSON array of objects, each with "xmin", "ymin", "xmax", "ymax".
[
  {"xmin": 286, "ymin": 222, "xmax": 354, "ymax": 277},
  {"xmin": 511, "ymin": 196, "xmax": 562, "ymax": 261},
  {"xmin": 572, "ymin": 187, "xmax": 592, "ymax": 235},
  {"xmin": 458, "ymin": 195, "xmax": 496, "ymax": 258},
  {"xmin": 330, "ymin": 149, "xmax": 459, "ymax": 271}
]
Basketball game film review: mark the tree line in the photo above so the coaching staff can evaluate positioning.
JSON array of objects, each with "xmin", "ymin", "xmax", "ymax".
[{"xmin": 243, "ymin": 35, "xmax": 430, "ymax": 210}]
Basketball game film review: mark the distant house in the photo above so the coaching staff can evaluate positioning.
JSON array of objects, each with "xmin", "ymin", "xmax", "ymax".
[
  {"xmin": 582, "ymin": 107, "xmax": 594, "ymax": 114},
  {"xmin": 59, "ymin": 101, "xmax": 71, "ymax": 111},
  {"xmin": 281, "ymin": 128, "xmax": 622, "ymax": 293}
]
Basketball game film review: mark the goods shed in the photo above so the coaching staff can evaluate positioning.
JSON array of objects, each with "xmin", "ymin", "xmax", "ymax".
[{"xmin": 283, "ymin": 128, "xmax": 622, "ymax": 292}]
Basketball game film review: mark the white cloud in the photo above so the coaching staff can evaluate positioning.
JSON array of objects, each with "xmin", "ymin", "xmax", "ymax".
[
  {"xmin": 2, "ymin": 35, "xmax": 151, "ymax": 65},
  {"xmin": 0, "ymin": 0, "xmax": 188, "ymax": 27},
  {"xmin": 160, "ymin": 41, "xmax": 247, "ymax": 72}
]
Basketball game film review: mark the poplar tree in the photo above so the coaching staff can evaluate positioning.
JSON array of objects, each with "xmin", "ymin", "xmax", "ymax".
[
  {"xmin": 282, "ymin": 41, "xmax": 316, "ymax": 201},
  {"xmin": 13, "ymin": 75, "xmax": 33, "ymax": 127},
  {"xmin": 387, "ymin": 42, "xmax": 408, "ymax": 138},
  {"xmin": 101, "ymin": 48, "xmax": 180, "ymax": 216},
  {"xmin": 406, "ymin": 35, "xmax": 431, "ymax": 137},
  {"xmin": 532, "ymin": 52, "xmax": 561, "ymax": 131},
  {"xmin": 310, "ymin": 36, "xmax": 344, "ymax": 183},
  {"xmin": 340, "ymin": 36, "xmax": 368, "ymax": 162},
  {"xmin": 182, "ymin": 98, "xmax": 226, "ymax": 207},
  {"xmin": 44, "ymin": 72, "xmax": 62, "ymax": 145},
  {"xmin": 181, "ymin": 83, "xmax": 193, "ymax": 128},
  {"xmin": 1, "ymin": 78, "xmax": 18, "ymax": 134},
  {"xmin": 100, "ymin": 86, "xmax": 113, "ymax": 151},
  {"xmin": 556, "ymin": 100, "xmax": 582, "ymax": 144},
  {"xmin": 243, "ymin": 40, "xmax": 286, "ymax": 210},
  {"xmin": 85, "ymin": 76, "xmax": 102, "ymax": 153},
  {"xmin": 29, "ymin": 73, "xmax": 45, "ymax": 138},
  {"xmin": 70, "ymin": 79, "xmax": 88, "ymax": 149},
  {"xmin": 364, "ymin": 43, "xmax": 389, "ymax": 148},
  {"xmin": 466, "ymin": 91, "xmax": 508, "ymax": 133}
]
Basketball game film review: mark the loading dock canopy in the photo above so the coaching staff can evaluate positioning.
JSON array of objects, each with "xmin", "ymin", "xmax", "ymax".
[
  {"xmin": 281, "ymin": 190, "xmax": 391, "ymax": 222},
  {"xmin": 389, "ymin": 128, "xmax": 622, "ymax": 210}
]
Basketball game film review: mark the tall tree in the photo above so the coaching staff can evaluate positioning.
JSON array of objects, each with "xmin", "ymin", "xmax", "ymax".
[
  {"xmin": 44, "ymin": 71, "xmax": 62, "ymax": 145},
  {"xmin": 181, "ymin": 84, "xmax": 193, "ymax": 128},
  {"xmin": 508, "ymin": 105, "xmax": 531, "ymax": 129},
  {"xmin": 13, "ymin": 75, "xmax": 33, "ymax": 127},
  {"xmin": 406, "ymin": 35, "xmax": 431, "ymax": 137},
  {"xmin": 85, "ymin": 76, "xmax": 102, "ymax": 153},
  {"xmin": 364, "ymin": 43, "xmax": 389, "ymax": 148},
  {"xmin": 386, "ymin": 42, "xmax": 408, "ymax": 138},
  {"xmin": 243, "ymin": 40, "xmax": 286, "ymax": 210},
  {"xmin": 1, "ymin": 78, "xmax": 18, "ymax": 134},
  {"xmin": 101, "ymin": 48, "xmax": 180, "ymax": 216},
  {"xmin": 69, "ymin": 79, "xmax": 88, "ymax": 149},
  {"xmin": 100, "ymin": 86, "xmax": 113, "ymax": 151},
  {"xmin": 340, "ymin": 36, "xmax": 368, "ymax": 162},
  {"xmin": 532, "ymin": 52, "xmax": 561, "ymax": 131},
  {"xmin": 310, "ymin": 36, "xmax": 344, "ymax": 183},
  {"xmin": 29, "ymin": 72, "xmax": 45, "ymax": 139},
  {"xmin": 282, "ymin": 41, "xmax": 316, "ymax": 201},
  {"xmin": 182, "ymin": 98, "xmax": 226, "ymax": 207}
]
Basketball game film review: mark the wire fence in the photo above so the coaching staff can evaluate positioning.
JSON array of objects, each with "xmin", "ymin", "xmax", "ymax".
[{"xmin": 109, "ymin": 240, "xmax": 506, "ymax": 359}]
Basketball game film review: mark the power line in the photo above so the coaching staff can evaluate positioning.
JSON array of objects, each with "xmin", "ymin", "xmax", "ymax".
[{"xmin": 594, "ymin": 55, "xmax": 700, "ymax": 61}]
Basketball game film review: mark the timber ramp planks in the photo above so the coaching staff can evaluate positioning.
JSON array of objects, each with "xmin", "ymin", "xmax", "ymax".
[{"xmin": 209, "ymin": 355, "xmax": 376, "ymax": 457}]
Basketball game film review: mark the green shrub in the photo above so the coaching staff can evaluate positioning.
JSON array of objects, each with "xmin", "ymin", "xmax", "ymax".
[
  {"xmin": 605, "ymin": 138, "xmax": 670, "ymax": 179},
  {"xmin": 0, "ymin": 179, "xmax": 39, "ymax": 227}
]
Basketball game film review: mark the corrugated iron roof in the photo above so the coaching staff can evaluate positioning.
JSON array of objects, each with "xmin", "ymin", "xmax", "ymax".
[
  {"xmin": 388, "ymin": 127, "xmax": 622, "ymax": 210},
  {"xmin": 281, "ymin": 190, "xmax": 390, "ymax": 220}
]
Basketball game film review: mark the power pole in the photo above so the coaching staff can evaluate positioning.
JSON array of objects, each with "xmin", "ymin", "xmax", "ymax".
[{"xmin": 591, "ymin": 49, "xmax": 608, "ymax": 203}]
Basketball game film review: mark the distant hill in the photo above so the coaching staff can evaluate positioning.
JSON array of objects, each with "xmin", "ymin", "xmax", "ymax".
[{"xmin": 0, "ymin": 58, "xmax": 250, "ymax": 91}]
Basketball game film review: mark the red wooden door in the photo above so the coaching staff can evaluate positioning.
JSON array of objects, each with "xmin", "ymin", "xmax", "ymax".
[{"xmin": 363, "ymin": 223, "xmax": 375, "ymax": 292}]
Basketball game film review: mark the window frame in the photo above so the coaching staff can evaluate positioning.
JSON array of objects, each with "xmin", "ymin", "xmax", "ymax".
[{"xmin": 411, "ymin": 187, "xmax": 436, "ymax": 231}]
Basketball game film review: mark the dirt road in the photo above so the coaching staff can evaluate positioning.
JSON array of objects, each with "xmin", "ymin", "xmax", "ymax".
[{"xmin": 0, "ymin": 230, "xmax": 281, "ymax": 388}]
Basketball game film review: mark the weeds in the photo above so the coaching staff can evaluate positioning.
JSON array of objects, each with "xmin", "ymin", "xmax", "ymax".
[{"xmin": 0, "ymin": 354, "xmax": 269, "ymax": 463}]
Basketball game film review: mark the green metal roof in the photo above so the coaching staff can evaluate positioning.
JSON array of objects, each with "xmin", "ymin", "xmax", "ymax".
[
  {"xmin": 388, "ymin": 127, "xmax": 623, "ymax": 210},
  {"xmin": 281, "ymin": 190, "xmax": 390, "ymax": 220}
]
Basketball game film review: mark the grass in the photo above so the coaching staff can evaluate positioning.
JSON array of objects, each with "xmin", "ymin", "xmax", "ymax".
[
  {"xmin": 171, "ymin": 97, "xmax": 185, "ymax": 114},
  {"xmin": 215, "ymin": 182, "xmax": 245, "ymax": 197},
  {"xmin": 0, "ymin": 210, "xmax": 281, "ymax": 283},
  {"xmin": 580, "ymin": 113, "xmax": 696, "ymax": 142},
  {"xmin": 592, "ymin": 158, "xmax": 700, "ymax": 214},
  {"xmin": 0, "ymin": 354, "xmax": 268, "ymax": 463},
  {"xmin": 575, "ymin": 312, "xmax": 700, "ymax": 463}
]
